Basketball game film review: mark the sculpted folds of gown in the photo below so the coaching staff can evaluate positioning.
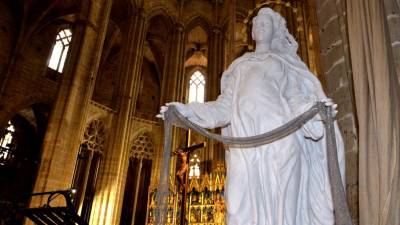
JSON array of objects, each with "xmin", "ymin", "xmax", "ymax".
[
  {"xmin": 185, "ymin": 51, "xmax": 345, "ymax": 225},
  {"xmin": 158, "ymin": 8, "xmax": 345, "ymax": 225}
]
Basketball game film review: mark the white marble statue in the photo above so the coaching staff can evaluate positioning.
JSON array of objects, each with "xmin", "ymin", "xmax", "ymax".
[{"xmin": 158, "ymin": 8, "xmax": 345, "ymax": 225}]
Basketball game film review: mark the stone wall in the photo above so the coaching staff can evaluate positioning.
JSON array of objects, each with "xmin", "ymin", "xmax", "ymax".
[
  {"xmin": 0, "ymin": 16, "xmax": 60, "ymax": 124},
  {"xmin": 314, "ymin": 0, "xmax": 359, "ymax": 223},
  {"xmin": 384, "ymin": 0, "xmax": 400, "ymax": 82},
  {"xmin": 135, "ymin": 56, "xmax": 161, "ymax": 121},
  {"xmin": 0, "ymin": 2, "xmax": 16, "ymax": 82}
]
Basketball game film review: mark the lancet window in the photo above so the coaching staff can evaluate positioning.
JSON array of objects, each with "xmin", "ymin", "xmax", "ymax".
[
  {"xmin": 188, "ymin": 71, "xmax": 206, "ymax": 103},
  {"xmin": 121, "ymin": 131, "xmax": 154, "ymax": 225},
  {"xmin": 71, "ymin": 119, "xmax": 106, "ymax": 223},
  {"xmin": 48, "ymin": 28, "xmax": 72, "ymax": 73}
]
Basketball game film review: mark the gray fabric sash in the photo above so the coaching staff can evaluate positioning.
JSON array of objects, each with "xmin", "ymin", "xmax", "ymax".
[{"xmin": 156, "ymin": 102, "xmax": 353, "ymax": 225}]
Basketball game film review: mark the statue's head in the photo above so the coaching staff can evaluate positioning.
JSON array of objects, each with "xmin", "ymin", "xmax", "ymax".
[
  {"xmin": 252, "ymin": 9, "xmax": 274, "ymax": 44},
  {"xmin": 251, "ymin": 8, "xmax": 298, "ymax": 55}
]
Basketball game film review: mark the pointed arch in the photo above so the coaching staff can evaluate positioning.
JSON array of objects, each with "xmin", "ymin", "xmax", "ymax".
[
  {"xmin": 121, "ymin": 129, "xmax": 155, "ymax": 224},
  {"xmin": 145, "ymin": 7, "xmax": 176, "ymax": 31},
  {"xmin": 184, "ymin": 15, "xmax": 212, "ymax": 34}
]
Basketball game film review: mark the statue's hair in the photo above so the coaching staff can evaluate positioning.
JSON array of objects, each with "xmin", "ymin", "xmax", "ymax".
[{"xmin": 252, "ymin": 8, "xmax": 298, "ymax": 55}]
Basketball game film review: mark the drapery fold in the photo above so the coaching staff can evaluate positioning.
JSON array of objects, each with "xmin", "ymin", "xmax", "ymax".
[{"xmin": 346, "ymin": 0, "xmax": 400, "ymax": 224}]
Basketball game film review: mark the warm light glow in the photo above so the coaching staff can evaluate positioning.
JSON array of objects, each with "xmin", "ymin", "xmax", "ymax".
[
  {"xmin": 189, "ymin": 154, "xmax": 201, "ymax": 179},
  {"xmin": 188, "ymin": 71, "xmax": 205, "ymax": 103},
  {"xmin": 0, "ymin": 121, "xmax": 15, "ymax": 164},
  {"xmin": 48, "ymin": 29, "xmax": 72, "ymax": 73}
]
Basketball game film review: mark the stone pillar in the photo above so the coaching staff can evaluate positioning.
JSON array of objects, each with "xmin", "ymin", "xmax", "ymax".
[
  {"xmin": 159, "ymin": 22, "xmax": 186, "ymax": 181},
  {"xmin": 89, "ymin": 10, "xmax": 147, "ymax": 225},
  {"xmin": 314, "ymin": 0, "xmax": 359, "ymax": 223},
  {"xmin": 207, "ymin": 26, "xmax": 224, "ymax": 101},
  {"xmin": 29, "ymin": 0, "xmax": 112, "ymax": 206},
  {"xmin": 207, "ymin": 26, "xmax": 225, "ymax": 169},
  {"xmin": 161, "ymin": 23, "xmax": 186, "ymax": 104}
]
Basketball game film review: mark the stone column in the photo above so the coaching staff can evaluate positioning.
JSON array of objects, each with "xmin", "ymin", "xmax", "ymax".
[
  {"xmin": 207, "ymin": 26, "xmax": 224, "ymax": 101},
  {"xmin": 29, "ymin": 0, "xmax": 112, "ymax": 206},
  {"xmin": 207, "ymin": 26, "xmax": 225, "ymax": 170},
  {"xmin": 159, "ymin": 22, "xmax": 186, "ymax": 182},
  {"xmin": 88, "ymin": 10, "xmax": 147, "ymax": 225},
  {"xmin": 161, "ymin": 23, "xmax": 186, "ymax": 104}
]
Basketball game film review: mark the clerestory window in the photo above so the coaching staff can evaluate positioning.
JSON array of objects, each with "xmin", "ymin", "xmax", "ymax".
[
  {"xmin": 48, "ymin": 28, "xmax": 72, "ymax": 73},
  {"xmin": 188, "ymin": 71, "xmax": 206, "ymax": 103}
]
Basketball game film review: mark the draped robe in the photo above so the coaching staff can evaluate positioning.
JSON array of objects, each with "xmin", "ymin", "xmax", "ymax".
[{"xmin": 185, "ymin": 51, "xmax": 345, "ymax": 225}]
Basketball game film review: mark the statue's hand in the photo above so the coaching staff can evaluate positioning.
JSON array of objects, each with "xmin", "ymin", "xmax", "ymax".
[
  {"xmin": 321, "ymin": 98, "xmax": 338, "ymax": 116},
  {"xmin": 156, "ymin": 102, "xmax": 191, "ymax": 120}
]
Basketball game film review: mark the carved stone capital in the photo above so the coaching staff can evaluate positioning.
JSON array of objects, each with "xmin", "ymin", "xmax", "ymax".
[{"xmin": 212, "ymin": 26, "xmax": 222, "ymax": 35}]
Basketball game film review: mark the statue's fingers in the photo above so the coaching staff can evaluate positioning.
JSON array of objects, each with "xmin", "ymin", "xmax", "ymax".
[
  {"xmin": 321, "ymin": 98, "xmax": 334, "ymax": 105},
  {"xmin": 160, "ymin": 106, "xmax": 168, "ymax": 112},
  {"xmin": 323, "ymin": 100, "xmax": 334, "ymax": 106}
]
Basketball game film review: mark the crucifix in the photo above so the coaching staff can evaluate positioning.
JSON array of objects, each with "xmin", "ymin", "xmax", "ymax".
[{"xmin": 173, "ymin": 142, "xmax": 204, "ymax": 225}]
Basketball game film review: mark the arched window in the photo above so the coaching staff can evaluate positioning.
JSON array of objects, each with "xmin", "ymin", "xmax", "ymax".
[
  {"xmin": 71, "ymin": 119, "xmax": 106, "ymax": 223},
  {"xmin": 188, "ymin": 71, "xmax": 206, "ymax": 103},
  {"xmin": 121, "ymin": 132, "xmax": 154, "ymax": 225},
  {"xmin": 48, "ymin": 28, "xmax": 72, "ymax": 73},
  {"xmin": 0, "ymin": 121, "xmax": 16, "ymax": 165}
]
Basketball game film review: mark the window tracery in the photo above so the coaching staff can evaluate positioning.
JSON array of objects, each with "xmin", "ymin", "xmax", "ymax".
[
  {"xmin": 188, "ymin": 71, "xmax": 206, "ymax": 103},
  {"xmin": 71, "ymin": 119, "xmax": 106, "ymax": 222},
  {"xmin": 130, "ymin": 132, "xmax": 154, "ymax": 159},
  {"xmin": 82, "ymin": 119, "xmax": 106, "ymax": 153},
  {"xmin": 48, "ymin": 28, "xmax": 72, "ymax": 73}
]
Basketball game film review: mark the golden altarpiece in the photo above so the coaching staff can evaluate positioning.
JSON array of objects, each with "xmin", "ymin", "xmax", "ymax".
[{"xmin": 146, "ymin": 1, "xmax": 324, "ymax": 224}]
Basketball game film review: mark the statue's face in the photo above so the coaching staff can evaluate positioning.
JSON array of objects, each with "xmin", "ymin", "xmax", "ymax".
[{"xmin": 252, "ymin": 14, "xmax": 274, "ymax": 44}]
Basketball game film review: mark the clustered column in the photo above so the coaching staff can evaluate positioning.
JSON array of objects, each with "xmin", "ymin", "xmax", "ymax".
[
  {"xmin": 161, "ymin": 23, "xmax": 186, "ymax": 104},
  {"xmin": 89, "ymin": 9, "xmax": 147, "ymax": 225},
  {"xmin": 159, "ymin": 22, "xmax": 186, "ymax": 180},
  {"xmin": 207, "ymin": 26, "xmax": 225, "ymax": 169}
]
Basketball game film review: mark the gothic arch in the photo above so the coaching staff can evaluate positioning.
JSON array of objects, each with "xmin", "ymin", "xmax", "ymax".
[
  {"xmin": 81, "ymin": 118, "xmax": 108, "ymax": 153},
  {"xmin": 145, "ymin": 7, "xmax": 176, "ymax": 29},
  {"xmin": 0, "ymin": 92, "xmax": 53, "ymax": 128},
  {"xmin": 120, "ymin": 129, "xmax": 155, "ymax": 224},
  {"xmin": 144, "ymin": 2, "xmax": 177, "ymax": 23},
  {"xmin": 111, "ymin": 0, "xmax": 137, "ymax": 27},
  {"xmin": 185, "ymin": 66, "xmax": 208, "ymax": 92},
  {"xmin": 184, "ymin": 15, "xmax": 212, "ymax": 35}
]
